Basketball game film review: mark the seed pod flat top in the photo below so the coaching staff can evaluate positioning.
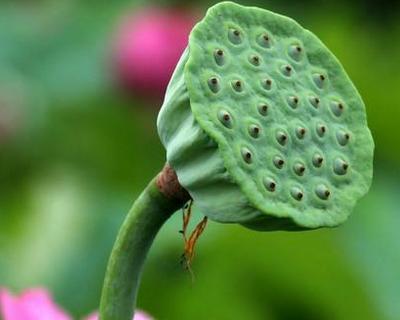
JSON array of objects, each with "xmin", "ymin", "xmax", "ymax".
[{"xmin": 157, "ymin": 1, "xmax": 374, "ymax": 230}]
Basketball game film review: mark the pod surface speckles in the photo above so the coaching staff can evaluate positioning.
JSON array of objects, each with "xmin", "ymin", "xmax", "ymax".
[{"xmin": 184, "ymin": 1, "xmax": 373, "ymax": 228}]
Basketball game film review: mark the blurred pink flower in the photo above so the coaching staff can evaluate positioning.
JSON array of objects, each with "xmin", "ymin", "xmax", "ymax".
[
  {"xmin": 113, "ymin": 6, "xmax": 198, "ymax": 99},
  {"xmin": 0, "ymin": 288, "xmax": 71, "ymax": 320},
  {"xmin": 0, "ymin": 287, "xmax": 152, "ymax": 320}
]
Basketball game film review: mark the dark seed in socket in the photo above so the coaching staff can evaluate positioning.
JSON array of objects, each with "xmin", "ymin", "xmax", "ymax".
[
  {"xmin": 273, "ymin": 156, "xmax": 285, "ymax": 169},
  {"xmin": 208, "ymin": 77, "xmax": 220, "ymax": 93},
  {"xmin": 232, "ymin": 80, "xmax": 243, "ymax": 92},
  {"xmin": 289, "ymin": 44, "xmax": 303, "ymax": 61},
  {"xmin": 214, "ymin": 49, "xmax": 225, "ymax": 66},
  {"xmin": 331, "ymin": 101, "xmax": 344, "ymax": 116},
  {"xmin": 217, "ymin": 110, "xmax": 233, "ymax": 128},
  {"xmin": 288, "ymin": 96, "xmax": 299, "ymax": 109},
  {"xmin": 263, "ymin": 177, "xmax": 276, "ymax": 192},
  {"xmin": 229, "ymin": 28, "xmax": 242, "ymax": 44},
  {"xmin": 309, "ymin": 96, "xmax": 320, "ymax": 108},
  {"xmin": 334, "ymin": 158, "xmax": 349, "ymax": 175},
  {"xmin": 337, "ymin": 130, "xmax": 350, "ymax": 146},
  {"xmin": 258, "ymin": 33, "xmax": 271, "ymax": 48},
  {"xmin": 241, "ymin": 147, "xmax": 253, "ymax": 164},
  {"xmin": 262, "ymin": 79, "xmax": 272, "ymax": 90},
  {"xmin": 249, "ymin": 124, "xmax": 261, "ymax": 138},
  {"xmin": 291, "ymin": 187, "xmax": 303, "ymax": 201},
  {"xmin": 276, "ymin": 131, "xmax": 288, "ymax": 145},
  {"xmin": 257, "ymin": 104, "xmax": 268, "ymax": 116},
  {"xmin": 281, "ymin": 65, "xmax": 293, "ymax": 76},
  {"xmin": 249, "ymin": 55, "xmax": 260, "ymax": 66},
  {"xmin": 296, "ymin": 127, "xmax": 306, "ymax": 139},
  {"xmin": 313, "ymin": 73, "xmax": 326, "ymax": 88},
  {"xmin": 312, "ymin": 154, "xmax": 324, "ymax": 167},
  {"xmin": 294, "ymin": 163, "xmax": 306, "ymax": 176},
  {"xmin": 258, "ymin": 104, "xmax": 268, "ymax": 116},
  {"xmin": 316, "ymin": 124, "xmax": 326, "ymax": 137},
  {"xmin": 316, "ymin": 184, "xmax": 330, "ymax": 200}
]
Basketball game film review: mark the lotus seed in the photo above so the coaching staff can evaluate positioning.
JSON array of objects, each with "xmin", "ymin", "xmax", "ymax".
[
  {"xmin": 217, "ymin": 110, "xmax": 233, "ymax": 128},
  {"xmin": 258, "ymin": 103, "xmax": 269, "ymax": 116},
  {"xmin": 313, "ymin": 73, "xmax": 326, "ymax": 89},
  {"xmin": 249, "ymin": 55, "xmax": 260, "ymax": 66},
  {"xmin": 312, "ymin": 153, "xmax": 324, "ymax": 167},
  {"xmin": 228, "ymin": 28, "xmax": 242, "ymax": 44},
  {"xmin": 248, "ymin": 124, "xmax": 261, "ymax": 138},
  {"xmin": 336, "ymin": 130, "xmax": 350, "ymax": 146},
  {"xmin": 296, "ymin": 127, "xmax": 306, "ymax": 139},
  {"xmin": 293, "ymin": 162, "xmax": 306, "ymax": 176},
  {"xmin": 276, "ymin": 130, "xmax": 288, "ymax": 145},
  {"xmin": 273, "ymin": 156, "xmax": 285, "ymax": 169},
  {"xmin": 288, "ymin": 44, "xmax": 303, "ymax": 61},
  {"xmin": 334, "ymin": 158, "xmax": 349, "ymax": 175},
  {"xmin": 258, "ymin": 33, "xmax": 271, "ymax": 48},
  {"xmin": 288, "ymin": 96, "xmax": 299, "ymax": 109},
  {"xmin": 309, "ymin": 96, "xmax": 320, "ymax": 108},
  {"xmin": 208, "ymin": 77, "xmax": 220, "ymax": 93},
  {"xmin": 214, "ymin": 49, "xmax": 225, "ymax": 66},
  {"xmin": 263, "ymin": 177, "xmax": 276, "ymax": 192},
  {"xmin": 232, "ymin": 80, "xmax": 243, "ymax": 92},
  {"xmin": 290, "ymin": 187, "xmax": 304, "ymax": 201},
  {"xmin": 331, "ymin": 100, "xmax": 344, "ymax": 116},
  {"xmin": 241, "ymin": 147, "xmax": 253, "ymax": 163},
  {"xmin": 315, "ymin": 184, "xmax": 331, "ymax": 200},
  {"xmin": 261, "ymin": 78, "xmax": 272, "ymax": 90},
  {"xmin": 316, "ymin": 123, "xmax": 327, "ymax": 137},
  {"xmin": 281, "ymin": 64, "xmax": 293, "ymax": 76}
]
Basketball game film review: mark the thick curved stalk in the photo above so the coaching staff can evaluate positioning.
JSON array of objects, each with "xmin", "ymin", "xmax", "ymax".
[{"xmin": 100, "ymin": 166, "xmax": 189, "ymax": 320}]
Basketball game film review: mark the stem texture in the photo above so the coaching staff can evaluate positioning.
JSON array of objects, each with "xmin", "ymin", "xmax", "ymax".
[{"xmin": 100, "ymin": 168, "xmax": 189, "ymax": 320}]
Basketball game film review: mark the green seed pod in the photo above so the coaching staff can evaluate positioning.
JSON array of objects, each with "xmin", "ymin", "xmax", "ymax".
[{"xmin": 157, "ymin": 1, "xmax": 374, "ymax": 230}]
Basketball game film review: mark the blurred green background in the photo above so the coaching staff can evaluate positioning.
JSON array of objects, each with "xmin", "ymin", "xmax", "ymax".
[{"xmin": 0, "ymin": 0, "xmax": 399, "ymax": 319}]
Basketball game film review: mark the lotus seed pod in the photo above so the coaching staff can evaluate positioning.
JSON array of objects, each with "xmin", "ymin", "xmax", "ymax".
[{"xmin": 157, "ymin": 1, "xmax": 374, "ymax": 230}]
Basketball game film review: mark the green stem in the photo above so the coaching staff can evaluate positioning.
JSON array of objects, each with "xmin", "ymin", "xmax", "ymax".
[{"xmin": 99, "ymin": 173, "xmax": 188, "ymax": 320}]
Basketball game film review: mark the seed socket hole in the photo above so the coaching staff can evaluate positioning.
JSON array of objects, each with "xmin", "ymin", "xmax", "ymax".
[
  {"xmin": 291, "ymin": 187, "xmax": 303, "ymax": 201},
  {"xmin": 258, "ymin": 33, "xmax": 271, "ymax": 48},
  {"xmin": 217, "ymin": 110, "xmax": 233, "ymax": 128},
  {"xmin": 317, "ymin": 124, "xmax": 326, "ymax": 137},
  {"xmin": 274, "ymin": 156, "xmax": 285, "ymax": 169},
  {"xmin": 313, "ymin": 154, "xmax": 324, "ymax": 167},
  {"xmin": 241, "ymin": 147, "xmax": 253, "ymax": 164},
  {"xmin": 208, "ymin": 77, "xmax": 220, "ymax": 93},
  {"xmin": 316, "ymin": 184, "xmax": 331, "ymax": 200},
  {"xmin": 249, "ymin": 125, "xmax": 261, "ymax": 138},
  {"xmin": 294, "ymin": 163, "xmax": 306, "ymax": 176},
  {"xmin": 296, "ymin": 127, "xmax": 306, "ymax": 139},
  {"xmin": 276, "ymin": 131, "xmax": 288, "ymax": 145},
  {"xmin": 258, "ymin": 104, "xmax": 268, "ymax": 116},
  {"xmin": 334, "ymin": 158, "xmax": 349, "ymax": 175},
  {"xmin": 264, "ymin": 177, "xmax": 277, "ymax": 192}
]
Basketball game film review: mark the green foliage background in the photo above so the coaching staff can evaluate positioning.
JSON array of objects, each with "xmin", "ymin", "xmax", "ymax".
[{"xmin": 0, "ymin": 1, "xmax": 399, "ymax": 319}]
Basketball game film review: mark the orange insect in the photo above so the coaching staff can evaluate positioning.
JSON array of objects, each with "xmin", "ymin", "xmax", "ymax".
[{"xmin": 179, "ymin": 200, "xmax": 208, "ymax": 278}]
